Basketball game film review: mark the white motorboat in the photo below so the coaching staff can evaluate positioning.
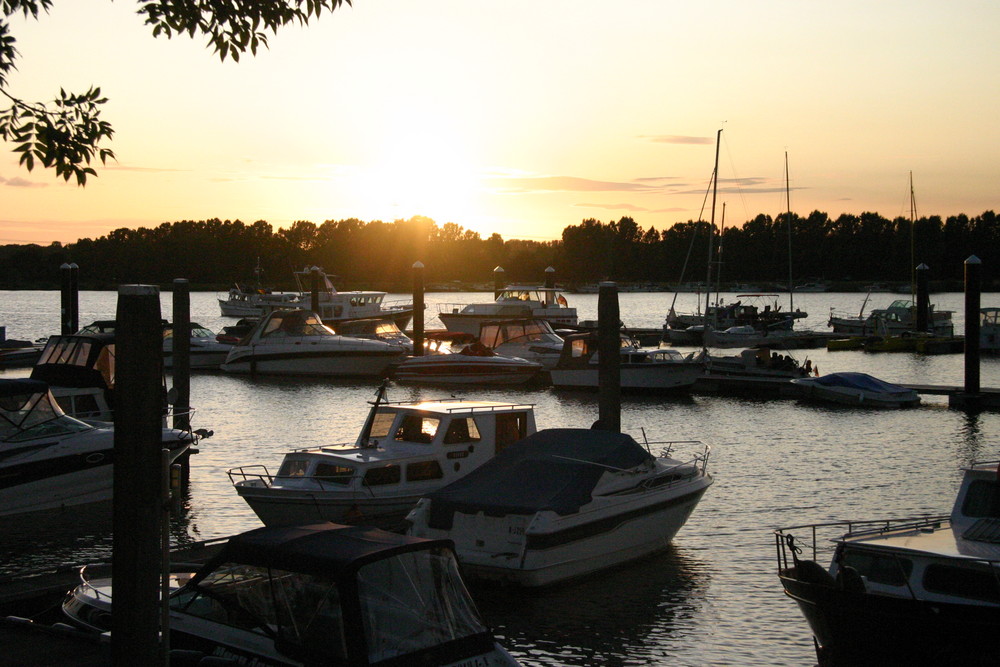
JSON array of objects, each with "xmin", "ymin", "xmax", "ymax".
[
  {"xmin": 477, "ymin": 318, "xmax": 565, "ymax": 370},
  {"xmin": 0, "ymin": 378, "xmax": 198, "ymax": 517},
  {"xmin": 550, "ymin": 332, "xmax": 704, "ymax": 391},
  {"xmin": 790, "ymin": 372, "xmax": 920, "ymax": 408},
  {"xmin": 220, "ymin": 266, "xmax": 414, "ymax": 331},
  {"xmin": 62, "ymin": 522, "xmax": 520, "ymax": 666},
  {"xmin": 228, "ymin": 383, "xmax": 538, "ymax": 528},
  {"xmin": 828, "ymin": 298, "xmax": 954, "ymax": 336},
  {"xmin": 220, "ymin": 309, "xmax": 406, "ymax": 377},
  {"xmin": 217, "ymin": 285, "xmax": 299, "ymax": 317},
  {"xmin": 78, "ymin": 320, "xmax": 232, "ymax": 370},
  {"xmin": 702, "ymin": 347, "xmax": 812, "ymax": 380},
  {"xmin": 775, "ymin": 460, "xmax": 1000, "ymax": 666},
  {"xmin": 438, "ymin": 285, "xmax": 577, "ymax": 336},
  {"xmin": 392, "ymin": 343, "xmax": 543, "ymax": 386},
  {"xmin": 406, "ymin": 428, "xmax": 713, "ymax": 587},
  {"xmin": 330, "ymin": 316, "xmax": 414, "ymax": 353}
]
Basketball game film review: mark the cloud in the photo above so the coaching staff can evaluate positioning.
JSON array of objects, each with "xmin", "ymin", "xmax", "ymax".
[
  {"xmin": 639, "ymin": 135, "xmax": 714, "ymax": 145},
  {"xmin": 490, "ymin": 175, "xmax": 657, "ymax": 194},
  {"xmin": 1, "ymin": 176, "xmax": 46, "ymax": 188},
  {"xmin": 575, "ymin": 202, "xmax": 651, "ymax": 212}
]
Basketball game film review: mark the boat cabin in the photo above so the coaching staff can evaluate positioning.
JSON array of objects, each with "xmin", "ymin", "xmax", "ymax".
[{"xmin": 30, "ymin": 333, "xmax": 117, "ymax": 421}]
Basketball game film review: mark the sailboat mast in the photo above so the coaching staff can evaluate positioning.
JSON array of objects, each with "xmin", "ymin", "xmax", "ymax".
[
  {"xmin": 705, "ymin": 128, "xmax": 722, "ymax": 324},
  {"xmin": 785, "ymin": 151, "xmax": 794, "ymax": 314},
  {"xmin": 909, "ymin": 171, "xmax": 917, "ymax": 304}
]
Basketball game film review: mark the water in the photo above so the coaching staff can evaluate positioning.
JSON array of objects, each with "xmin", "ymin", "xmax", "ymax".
[{"xmin": 2, "ymin": 289, "xmax": 1000, "ymax": 665}]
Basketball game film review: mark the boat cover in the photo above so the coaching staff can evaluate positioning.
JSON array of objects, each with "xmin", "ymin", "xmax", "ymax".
[
  {"xmin": 812, "ymin": 372, "xmax": 911, "ymax": 394},
  {"xmin": 193, "ymin": 522, "xmax": 454, "ymax": 582},
  {"xmin": 425, "ymin": 428, "xmax": 655, "ymax": 528}
]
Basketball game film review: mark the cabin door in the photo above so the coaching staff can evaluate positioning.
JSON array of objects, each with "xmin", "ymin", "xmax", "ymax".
[{"xmin": 494, "ymin": 412, "xmax": 528, "ymax": 454}]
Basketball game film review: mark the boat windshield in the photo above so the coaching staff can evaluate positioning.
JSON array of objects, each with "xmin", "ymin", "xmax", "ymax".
[
  {"xmin": 0, "ymin": 388, "xmax": 92, "ymax": 442},
  {"xmin": 261, "ymin": 311, "xmax": 334, "ymax": 338},
  {"xmin": 357, "ymin": 547, "xmax": 488, "ymax": 663}
]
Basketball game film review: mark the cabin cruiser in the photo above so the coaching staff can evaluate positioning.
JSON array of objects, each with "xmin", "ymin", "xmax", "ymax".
[
  {"xmin": 828, "ymin": 298, "xmax": 954, "ymax": 336},
  {"xmin": 330, "ymin": 317, "xmax": 414, "ymax": 353},
  {"xmin": 550, "ymin": 331, "xmax": 704, "ymax": 391},
  {"xmin": 664, "ymin": 294, "xmax": 807, "ymax": 346},
  {"xmin": 438, "ymin": 285, "xmax": 577, "ymax": 336},
  {"xmin": 78, "ymin": 319, "xmax": 231, "ymax": 370},
  {"xmin": 391, "ymin": 342, "xmax": 543, "ymax": 386},
  {"xmin": 220, "ymin": 309, "xmax": 406, "ymax": 377},
  {"xmin": 790, "ymin": 372, "xmax": 920, "ymax": 408},
  {"xmin": 0, "ymin": 378, "xmax": 197, "ymax": 517},
  {"xmin": 407, "ymin": 428, "xmax": 713, "ymax": 587},
  {"xmin": 62, "ymin": 522, "xmax": 520, "ymax": 666},
  {"xmin": 775, "ymin": 460, "xmax": 1000, "ymax": 666},
  {"xmin": 477, "ymin": 318, "xmax": 565, "ymax": 370},
  {"xmin": 701, "ymin": 347, "xmax": 811, "ymax": 380},
  {"xmin": 228, "ymin": 384, "xmax": 538, "ymax": 528},
  {"xmin": 222, "ymin": 266, "xmax": 414, "ymax": 331}
]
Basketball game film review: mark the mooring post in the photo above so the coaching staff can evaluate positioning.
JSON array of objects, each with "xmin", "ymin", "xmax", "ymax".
[
  {"xmin": 597, "ymin": 281, "xmax": 621, "ymax": 433},
  {"xmin": 493, "ymin": 266, "xmax": 505, "ymax": 299},
  {"xmin": 412, "ymin": 261, "xmax": 425, "ymax": 357},
  {"xmin": 544, "ymin": 266, "xmax": 556, "ymax": 289},
  {"xmin": 311, "ymin": 266, "xmax": 321, "ymax": 315},
  {"xmin": 69, "ymin": 262, "xmax": 80, "ymax": 333},
  {"xmin": 172, "ymin": 279, "xmax": 191, "ymax": 488},
  {"xmin": 112, "ymin": 285, "xmax": 166, "ymax": 665},
  {"xmin": 915, "ymin": 263, "xmax": 929, "ymax": 332},
  {"xmin": 964, "ymin": 256, "xmax": 981, "ymax": 395},
  {"xmin": 59, "ymin": 263, "xmax": 72, "ymax": 335}
]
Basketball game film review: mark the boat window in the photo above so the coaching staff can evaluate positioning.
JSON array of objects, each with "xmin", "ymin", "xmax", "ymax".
[
  {"xmin": 69, "ymin": 393, "xmax": 102, "ymax": 420},
  {"xmin": 171, "ymin": 564, "xmax": 275, "ymax": 634},
  {"xmin": 962, "ymin": 479, "xmax": 1000, "ymax": 519},
  {"xmin": 923, "ymin": 563, "xmax": 1000, "ymax": 603},
  {"xmin": 443, "ymin": 417, "xmax": 482, "ymax": 444},
  {"xmin": 571, "ymin": 339, "xmax": 587, "ymax": 358},
  {"xmin": 395, "ymin": 415, "xmax": 440, "ymax": 444},
  {"xmin": 840, "ymin": 549, "xmax": 912, "ymax": 586},
  {"xmin": 278, "ymin": 459, "xmax": 310, "ymax": 478},
  {"xmin": 314, "ymin": 463, "xmax": 354, "ymax": 485},
  {"xmin": 357, "ymin": 547, "xmax": 488, "ymax": 663},
  {"xmin": 495, "ymin": 412, "xmax": 528, "ymax": 453},
  {"xmin": 406, "ymin": 460, "xmax": 444, "ymax": 482},
  {"xmin": 369, "ymin": 411, "xmax": 396, "ymax": 439},
  {"xmin": 363, "ymin": 465, "xmax": 401, "ymax": 486}
]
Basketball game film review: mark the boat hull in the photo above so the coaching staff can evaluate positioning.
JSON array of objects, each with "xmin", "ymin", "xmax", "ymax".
[
  {"xmin": 235, "ymin": 483, "xmax": 423, "ymax": 529},
  {"xmin": 393, "ymin": 357, "xmax": 541, "ymax": 385},
  {"xmin": 221, "ymin": 348, "xmax": 403, "ymax": 377},
  {"xmin": 550, "ymin": 363, "xmax": 703, "ymax": 391},
  {"xmin": 439, "ymin": 312, "xmax": 578, "ymax": 337},
  {"xmin": 780, "ymin": 570, "xmax": 1000, "ymax": 666}
]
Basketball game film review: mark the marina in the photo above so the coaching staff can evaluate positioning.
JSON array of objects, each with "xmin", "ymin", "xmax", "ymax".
[{"xmin": 2, "ymin": 288, "xmax": 1000, "ymax": 665}]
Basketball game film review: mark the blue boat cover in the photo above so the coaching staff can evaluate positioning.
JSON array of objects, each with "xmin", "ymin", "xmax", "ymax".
[
  {"xmin": 425, "ymin": 428, "xmax": 654, "ymax": 529},
  {"xmin": 812, "ymin": 372, "xmax": 909, "ymax": 394}
]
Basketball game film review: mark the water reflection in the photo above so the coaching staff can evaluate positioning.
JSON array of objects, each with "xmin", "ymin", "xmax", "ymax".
[{"xmin": 474, "ymin": 545, "xmax": 708, "ymax": 666}]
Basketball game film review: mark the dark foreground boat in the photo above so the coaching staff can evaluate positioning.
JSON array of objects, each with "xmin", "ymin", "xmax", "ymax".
[
  {"xmin": 62, "ymin": 522, "xmax": 520, "ymax": 666},
  {"xmin": 774, "ymin": 460, "xmax": 1000, "ymax": 666}
]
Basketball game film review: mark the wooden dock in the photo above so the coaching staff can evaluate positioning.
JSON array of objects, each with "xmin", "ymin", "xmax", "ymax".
[{"xmin": 899, "ymin": 384, "xmax": 1000, "ymax": 409}]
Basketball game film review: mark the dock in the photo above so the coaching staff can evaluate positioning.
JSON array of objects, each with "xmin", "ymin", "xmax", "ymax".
[{"xmin": 899, "ymin": 384, "xmax": 1000, "ymax": 409}]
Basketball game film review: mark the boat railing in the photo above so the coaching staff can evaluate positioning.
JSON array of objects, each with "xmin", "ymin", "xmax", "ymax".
[
  {"xmin": 227, "ymin": 464, "xmax": 365, "ymax": 490},
  {"xmin": 773, "ymin": 515, "xmax": 950, "ymax": 572},
  {"xmin": 227, "ymin": 464, "xmax": 275, "ymax": 486},
  {"xmin": 382, "ymin": 298, "xmax": 413, "ymax": 312},
  {"xmin": 647, "ymin": 440, "xmax": 711, "ymax": 476}
]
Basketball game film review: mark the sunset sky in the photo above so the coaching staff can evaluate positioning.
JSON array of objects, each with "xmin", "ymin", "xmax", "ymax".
[{"xmin": 2, "ymin": 1, "xmax": 998, "ymax": 245}]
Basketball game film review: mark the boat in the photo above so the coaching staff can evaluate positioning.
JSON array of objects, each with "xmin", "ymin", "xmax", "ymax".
[
  {"xmin": 219, "ymin": 309, "xmax": 406, "ymax": 377},
  {"xmin": 774, "ymin": 460, "xmax": 1000, "ymax": 666},
  {"xmin": 329, "ymin": 316, "xmax": 414, "ymax": 353},
  {"xmin": 406, "ymin": 428, "xmax": 713, "ymax": 587},
  {"xmin": 665, "ymin": 294, "xmax": 808, "ymax": 346},
  {"xmin": 221, "ymin": 266, "xmax": 414, "ymax": 331},
  {"xmin": 215, "ymin": 317, "xmax": 258, "ymax": 344},
  {"xmin": 702, "ymin": 347, "xmax": 812, "ymax": 379},
  {"xmin": 228, "ymin": 383, "xmax": 538, "ymax": 528},
  {"xmin": 793, "ymin": 281, "xmax": 830, "ymax": 292},
  {"xmin": 78, "ymin": 319, "xmax": 232, "ymax": 370},
  {"xmin": 31, "ymin": 332, "xmax": 123, "ymax": 422},
  {"xmin": 981, "ymin": 307, "xmax": 1000, "ymax": 353},
  {"xmin": 216, "ymin": 258, "xmax": 300, "ymax": 317},
  {"xmin": 61, "ymin": 522, "xmax": 520, "ymax": 666},
  {"xmin": 550, "ymin": 331, "xmax": 704, "ymax": 391},
  {"xmin": 828, "ymin": 298, "xmax": 954, "ymax": 337},
  {"xmin": 0, "ymin": 378, "xmax": 198, "ymax": 517},
  {"xmin": 392, "ymin": 342, "xmax": 543, "ymax": 386},
  {"xmin": 790, "ymin": 372, "xmax": 920, "ymax": 408},
  {"xmin": 438, "ymin": 285, "xmax": 577, "ymax": 336},
  {"xmin": 476, "ymin": 317, "xmax": 565, "ymax": 370}
]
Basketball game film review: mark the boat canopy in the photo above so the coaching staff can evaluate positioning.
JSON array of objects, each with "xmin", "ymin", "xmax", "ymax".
[
  {"xmin": 812, "ymin": 372, "xmax": 909, "ymax": 394},
  {"xmin": 30, "ymin": 333, "xmax": 116, "ymax": 389},
  {"xmin": 423, "ymin": 428, "xmax": 654, "ymax": 528},
  {"xmin": 0, "ymin": 378, "xmax": 90, "ymax": 442}
]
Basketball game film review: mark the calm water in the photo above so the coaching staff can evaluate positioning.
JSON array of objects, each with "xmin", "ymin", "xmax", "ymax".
[{"xmin": 2, "ymin": 288, "xmax": 1000, "ymax": 666}]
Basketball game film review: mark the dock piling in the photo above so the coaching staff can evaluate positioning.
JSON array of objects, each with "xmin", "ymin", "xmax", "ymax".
[
  {"xmin": 916, "ymin": 263, "xmax": 929, "ymax": 332},
  {"xmin": 597, "ymin": 281, "xmax": 621, "ymax": 433},
  {"xmin": 412, "ymin": 262, "xmax": 425, "ymax": 357},
  {"xmin": 493, "ymin": 266, "xmax": 505, "ymax": 299}
]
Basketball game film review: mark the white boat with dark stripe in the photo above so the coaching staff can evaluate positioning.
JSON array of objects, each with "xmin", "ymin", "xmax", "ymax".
[
  {"xmin": 406, "ymin": 428, "xmax": 713, "ymax": 587},
  {"xmin": 392, "ymin": 344, "xmax": 543, "ymax": 386},
  {"xmin": 220, "ymin": 309, "xmax": 405, "ymax": 377}
]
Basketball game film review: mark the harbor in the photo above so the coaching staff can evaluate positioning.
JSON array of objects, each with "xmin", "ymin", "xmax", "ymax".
[{"xmin": 1, "ymin": 287, "xmax": 999, "ymax": 665}]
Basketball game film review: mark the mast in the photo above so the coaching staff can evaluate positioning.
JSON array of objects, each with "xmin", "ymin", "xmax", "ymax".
[
  {"xmin": 785, "ymin": 151, "xmax": 794, "ymax": 314},
  {"xmin": 704, "ymin": 128, "xmax": 722, "ymax": 326},
  {"xmin": 909, "ymin": 171, "xmax": 917, "ymax": 303}
]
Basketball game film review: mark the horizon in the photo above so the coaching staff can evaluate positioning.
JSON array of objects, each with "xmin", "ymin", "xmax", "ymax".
[{"xmin": 3, "ymin": 1, "xmax": 999, "ymax": 245}]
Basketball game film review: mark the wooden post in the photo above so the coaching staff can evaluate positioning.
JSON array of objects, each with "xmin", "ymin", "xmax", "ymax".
[
  {"xmin": 412, "ymin": 262, "xmax": 425, "ymax": 356},
  {"xmin": 597, "ymin": 281, "xmax": 621, "ymax": 433},
  {"xmin": 60, "ymin": 263, "xmax": 72, "ymax": 335},
  {"xmin": 964, "ymin": 256, "xmax": 981, "ymax": 395},
  {"xmin": 311, "ymin": 266, "xmax": 321, "ymax": 315},
  {"xmin": 69, "ymin": 262, "xmax": 80, "ymax": 333},
  {"xmin": 112, "ymin": 285, "xmax": 165, "ymax": 666},
  {"xmin": 544, "ymin": 266, "xmax": 555, "ymax": 289},
  {"xmin": 493, "ymin": 266, "xmax": 505, "ymax": 299},
  {"xmin": 171, "ymin": 279, "xmax": 191, "ymax": 488},
  {"xmin": 915, "ymin": 263, "xmax": 929, "ymax": 332}
]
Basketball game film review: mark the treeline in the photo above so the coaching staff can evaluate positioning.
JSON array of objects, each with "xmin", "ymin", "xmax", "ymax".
[{"xmin": 1, "ymin": 210, "xmax": 997, "ymax": 290}]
